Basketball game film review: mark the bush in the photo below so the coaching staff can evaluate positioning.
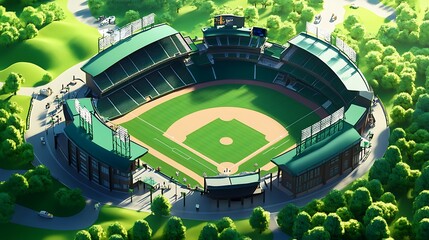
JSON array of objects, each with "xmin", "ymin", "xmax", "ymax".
[
  {"xmin": 150, "ymin": 195, "xmax": 171, "ymax": 216},
  {"xmin": 54, "ymin": 188, "xmax": 85, "ymax": 210}
]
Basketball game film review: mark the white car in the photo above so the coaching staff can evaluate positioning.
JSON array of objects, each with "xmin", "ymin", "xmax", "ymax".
[
  {"xmin": 350, "ymin": 3, "xmax": 359, "ymax": 9},
  {"xmin": 107, "ymin": 16, "xmax": 116, "ymax": 24},
  {"xmin": 38, "ymin": 210, "xmax": 53, "ymax": 219}
]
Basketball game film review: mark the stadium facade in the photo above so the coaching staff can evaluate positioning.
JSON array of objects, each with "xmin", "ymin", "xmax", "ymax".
[{"xmin": 55, "ymin": 16, "xmax": 373, "ymax": 194}]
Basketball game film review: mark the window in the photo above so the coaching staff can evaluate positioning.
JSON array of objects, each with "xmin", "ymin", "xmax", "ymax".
[{"xmin": 101, "ymin": 166, "xmax": 109, "ymax": 175}]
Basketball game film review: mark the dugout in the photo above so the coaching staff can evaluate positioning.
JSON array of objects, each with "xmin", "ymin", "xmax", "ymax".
[{"xmin": 203, "ymin": 172, "xmax": 261, "ymax": 200}]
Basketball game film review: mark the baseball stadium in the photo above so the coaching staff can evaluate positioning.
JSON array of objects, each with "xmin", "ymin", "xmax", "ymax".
[{"xmin": 55, "ymin": 14, "xmax": 373, "ymax": 199}]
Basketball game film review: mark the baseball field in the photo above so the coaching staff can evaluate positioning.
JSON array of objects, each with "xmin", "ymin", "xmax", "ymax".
[{"xmin": 115, "ymin": 80, "xmax": 324, "ymax": 186}]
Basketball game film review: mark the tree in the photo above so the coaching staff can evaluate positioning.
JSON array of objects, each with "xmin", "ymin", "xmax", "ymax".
[
  {"xmin": 88, "ymin": 225, "xmax": 105, "ymax": 240},
  {"xmin": 124, "ymin": 11, "xmax": 140, "ymax": 23},
  {"xmin": 416, "ymin": 218, "xmax": 429, "ymax": 240},
  {"xmin": 151, "ymin": 195, "xmax": 171, "ymax": 216},
  {"xmin": 414, "ymin": 167, "xmax": 429, "ymax": 195},
  {"xmin": 414, "ymin": 190, "xmax": 429, "ymax": 212},
  {"xmin": 109, "ymin": 234, "xmax": 124, "ymax": 240},
  {"xmin": 216, "ymin": 217, "xmax": 236, "ymax": 233},
  {"xmin": 365, "ymin": 216, "xmax": 390, "ymax": 240},
  {"xmin": 349, "ymin": 187, "xmax": 372, "ymax": 221},
  {"xmin": 311, "ymin": 212, "xmax": 327, "ymax": 227},
  {"xmin": 4, "ymin": 173, "xmax": 29, "ymax": 197},
  {"xmin": 249, "ymin": 206, "xmax": 270, "ymax": 233},
  {"xmin": 420, "ymin": 20, "xmax": 429, "ymax": 46},
  {"xmin": 344, "ymin": 15, "xmax": 359, "ymax": 29},
  {"xmin": 248, "ymin": 0, "xmax": 262, "ymax": 7},
  {"xmin": 218, "ymin": 228, "xmax": 240, "ymax": 240},
  {"xmin": 381, "ymin": 72, "xmax": 400, "ymax": 89},
  {"xmin": 363, "ymin": 205, "xmax": 384, "ymax": 226},
  {"xmin": 323, "ymin": 213, "xmax": 344, "ymax": 239},
  {"xmin": 23, "ymin": 23, "xmax": 38, "ymax": 39},
  {"xmin": 377, "ymin": 22, "xmax": 399, "ymax": 45},
  {"xmin": 302, "ymin": 199, "xmax": 324, "ymax": 216},
  {"xmin": 365, "ymin": 39, "xmax": 384, "ymax": 52},
  {"xmin": 390, "ymin": 105, "xmax": 413, "ymax": 125},
  {"xmin": 2, "ymin": 72, "xmax": 24, "ymax": 94},
  {"xmin": 343, "ymin": 219, "xmax": 363, "ymax": 240},
  {"xmin": 279, "ymin": 21, "xmax": 296, "ymax": 40},
  {"xmin": 301, "ymin": 7, "xmax": 315, "ymax": 23},
  {"xmin": 107, "ymin": 222, "xmax": 127, "ymax": 239},
  {"xmin": 243, "ymin": 6, "xmax": 259, "ymax": 25},
  {"xmin": 199, "ymin": 1, "xmax": 215, "ymax": 13},
  {"xmin": 369, "ymin": 158, "xmax": 391, "ymax": 184},
  {"xmin": 365, "ymin": 179, "xmax": 384, "ymax": 200},
  {"xmin": 74, "ymin": 230, "xmax": 91, "ymax": 240},
  {"xmin": 413, "ymin": 206, "xmax": 429, "ymax": 225},
  {"xmin": 198, "ymin": 223, "xmax": 218, "ymax": 240},
  {"xmin": 302, "ymin": 226, "xmax": 330, "ymax": 240},
  {"xmin": 323, "ymin": 189, "xmax": 346, "ymax": 213},
  {"xmin": 164, "ymin": 216, "xmax": 186, "ymax": 240},
  {"xmin": 54, "ymin": 188, "xmax": 85, "ymax": 210},
  {"xmin": 391, "ymin": 217, "xmax": 412, "ymax": 240},
  {"xmin": 365, "ymin": 51, "xmax": 383, "ymax": 70},
  {"xmin": 272, "ymin": 0, "xmax": 294, "ymax": 14},
  {"xmin": 336, "ymin": 207, "xmax": 353, "ymax": 221},
  {"xmin": 266, "ymin": 15, "xmax": 281, "ymax": 29},
  {"xmin": 0, "ymin": 192, "xmax": 14, "ymax": 223},
  {"xmin": 277, "ymin": 203, "xmax": 299, "ymax": 234},
  {"xmin": 372, "ymin": 65, "xmax": 388, "ymax": 80},
  {"xmin": 393, "ymin": 92, "xmax": 414, "ymax": 110},
  {"xmin": 350, "ymin": 23, "xmax": 365, "ymax": 41},
  {"xmin": 132, "ymin": 219, "xmax": 152, "ymax": 240},
  {"xmin": 387, "ymin": 162, "xmax": 416, "ymax": 194},
  {"xmin": 292, "ymin": 211, "xmax": 312, "ymax": 239},
  {"xmin": 380, "ymin": 192, "xmax": 397, "ymax": 205},
  {"xmin": 24, "ymin": 165, "xmax": 53, "ymax": 193}
]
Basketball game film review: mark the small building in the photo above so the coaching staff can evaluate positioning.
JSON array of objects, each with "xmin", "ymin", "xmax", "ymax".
[
  {"xmin": 272, "ymin": 122, "xmax": 362, "ymax": 196},
  {"xmin": 55, "ymin": 98, "xmax": 148, "ymax": 192}
]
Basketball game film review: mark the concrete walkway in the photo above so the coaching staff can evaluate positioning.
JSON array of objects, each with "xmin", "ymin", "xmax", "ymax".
[{"xmin": 2, "ymin": 0, "xmax": 392, "ymax": 238}]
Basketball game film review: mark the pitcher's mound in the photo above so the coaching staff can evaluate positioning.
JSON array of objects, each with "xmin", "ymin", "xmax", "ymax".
[{"xmin": 220, "ymin": 137, "xmax": 233, "ymax": 145}]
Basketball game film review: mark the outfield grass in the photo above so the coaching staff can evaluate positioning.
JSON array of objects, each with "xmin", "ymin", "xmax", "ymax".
[
  {"xmin": 0, "ymin": 0, "xmax": 99, "ymax": 87},
  {"xmin": 184, "ymin": 118, "xmax": 269, "ymax": 164},
  {"xmin": 122, "ymin": 84, "xmax": 319, "ymax": 183}
]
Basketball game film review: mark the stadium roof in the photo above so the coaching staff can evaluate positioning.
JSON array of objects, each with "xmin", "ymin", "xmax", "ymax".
[
  {"xmin": 63, "ymin": 98, "xmax": 148, "ymax": 171},
  {"xmin": 205, "ymin": 172, "xmax": 260, "ymax": 187},
  {"xmin": 81, "ymin": 24, "xmax": 178, "ymax": 77},
  {"xmin": 345, "ymin": 104, "xmax": 367, "ymax": 126},
  {"xmin": 289, "ymin": 33, "xmax": 371, "ymax": 93},
  {"xmin": 271, "ymin": 123, "xmax": 361, "ymax": 176},
  {"xmin": 202, "ymin": 26, "xmax": 252, "ymax": 37}
]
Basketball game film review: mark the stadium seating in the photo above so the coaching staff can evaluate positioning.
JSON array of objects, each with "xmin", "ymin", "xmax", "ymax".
[
  {"xmin": 158, "ymin": 37, "xmax": 180, "ymax": 57},
  {"xmin": 171, "ymin": 34, "xmax": 189, "ymax": 53},
  {"xmin": 96, "ymin": 97, "xmax": 121, "ymax": 118},
  {"xmin": 145, "ymin": 71, "xmax": 174, "ymax": 94},
  {"xmin": 158, "ymin": 67, "xmax": 186, "ymax": 89},
  {"xmin": 170, "ymin": 62, "xmax": 196, "ymax": 85},
  {"xmin": 128, "ymin": 49, "xmax": 155, "ymax": 71},
  {"xmin": 132, "ymin": 77, "xmax": 159, "ymax": 98},
  {"xmin": 145, "ymin": 42, "xmax": 169, "ymax": 63},
  {"xmin": 212, "ymin": 60, "xmax": 254, "ymax": 80},
  {"xmin": 255, "ymin": 65, "xmax": 279, "ymax": 83}
]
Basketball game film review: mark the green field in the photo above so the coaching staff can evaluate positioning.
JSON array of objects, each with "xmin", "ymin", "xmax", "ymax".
[
  {"xmin": 0, "ymin": 0, "xmax": 99, "ymax": 87},
  {"xmin": 184, "ymin": 118, "xmax": 269, "ymax": 164},
  {"xmin": 122, "ymin": 83, "xmax": 320, "ymax": 184}
]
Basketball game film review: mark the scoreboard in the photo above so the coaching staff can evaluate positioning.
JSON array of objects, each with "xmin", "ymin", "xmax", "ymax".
[{"xmin": 214, "ymin": 15, "xmax": 245, "ymax": 28}]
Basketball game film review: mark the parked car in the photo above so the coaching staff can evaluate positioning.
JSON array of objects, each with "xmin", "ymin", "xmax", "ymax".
[
  {"xmin": 38, "ymin": 210, "xmax": 53, "ymax": 219},
  {"xmin": 107, "ymin": 16, "xmax": 116, "ymax": 24}
]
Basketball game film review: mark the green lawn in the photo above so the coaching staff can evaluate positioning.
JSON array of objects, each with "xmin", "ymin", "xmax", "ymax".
[
  {"xmin": 0, "ymin": 94, "xmax": 31, "ymax": 125},
  {"xmin": 337, "ymin": 5, "xmax": 386, "ymax": 38},
  {"xmin": 184, "ymin": 118, "xmax": 269, "ymax": 164},
  {"xmin": 122, "ymin": 84, "xmax": 319, "ymax": 183},
  {"xmin": 0, "ymin": 0, "xmax": 100, "ymax": 87}
]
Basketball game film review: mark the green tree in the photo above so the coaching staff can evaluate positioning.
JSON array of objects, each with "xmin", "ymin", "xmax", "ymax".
[
  {"xmin": 420, "ymin": 20, "xmax": 429, "ymax": 46},
  {"xmin": 249, "ymin": 206, "xmax": 270, "ymax": 233},
  {"xmin": 109, "ymin": 234, "xmax": 124, "ymax": 240},
  {"xmin": 292, "ymin": 211, "xmax": 312, "ymax": 239},
  {"xmin": 54, "ymin": 188, "xmax": 85, "ymax": 210},
  {"xmin": 390, "ymin": 105, "xmax": 413, "ymax": 125},
  {"xmin": 88, "ymin": 225, "xmax": 105, "ymax": 240},
  {"xmin": 365, "ymin": 39, "xmax": 384, "ymax": 52},
  {"xmin": 277, "ymin": 203, "xmax": 299, "ymax": 234},
  {"xmin": 243, "ymin": 6, "xmax": 259, "ymax": 25},
  {"xmin": 377, "ymin": 22, "xmax": 399, "ymax": 45},
  {"xmin": 301, "ymin": 7, "xmax": 315, "ymax": 23},
  {"xmin": 164, "ymin": 216, "xmax": 186, "ymax": 240},
  {"xmin": 416, "ymin": 218, "xmax": 429, "ymax": 240},
  {"xmin": 302, "ymin": 226, "xmax": 330, "ymax": 240},
  {"xmin": 365, "ymin": 179, "xmax": 384, "ymax": 200},
  {"xmin": 200, "ymin": 1, "xmax": 215, "ymax": 13},
  {"xmin": 248, "ymin": 0, "xmax": 262, "ymax": 7},
  {"xmin": 151, "ymin": 195, "xmax": 171, "ymax": 216},
  {"xmin": 393, "ymin": 92, "xmax": 414, "ymax": 109},
  {"xmin": 343, "ymin": 219, "xmax": 363, "ymax": 240},
  {"xmin": 5, "ymin": 173, "xmax": 29, "ymax": 197},
  {"xmin": 218, "ymin": 228, "xmax": 240, "ymax": 240},
  {"xmin": 365, "ymin": 51, "xmax": 383, "ymax": 70},
  {"xmin": 323, "ymin": 189, "xmax": 346, "ymax": 213},
  {"xmin": 349, "ymin": 187, "xmax": 372, "ymax": 221},
  {"xmin": 369, "ymin": 158, "xmax": 391, "ymax": 184},
  {"xmin": 414, "ymin": 190, "xmax": 429, "ymax": 212},
  {"xmin": 387, "ymin": 162, "xmax": 416, "ymax": 194},
  {"xmin": 216, "ymin": 217, "xmax": 236, "ymax": 233},
  {"xmin": 74, "ymin": 230, "xmax": 91, "ymax": 240},
  {"xmin": 381, "ymin": 72, "xmax": 400, "ymax": 89},
  {"xmin": 302, "ymin": 199, "xmax": 324, "ymax": 216},
  {"xmin": 198, "ymin": 223, "xmax": 218, "ymax": 240},
  {"xmin": 132, "ymin": 219, "xmax": 152, "ymax": 240},
  {"xmin": 336, "ymin": 207, "xmax": 353, "ymax": 221},
  {"xmin": 323, "ymin": 213, "xmax": 344, "ymax": 239},
  {"xmin": 413, "ymin": 206, "xmax": 429, "ymax": 225},
  {"xmin": 124, "ymin": 10, "xmax": 140, "ymax": 24},
  {"xmin": 266, "ymin": 15, "xmax": 281, "ymax": 29},
  {"xmin": 311, "ymin": 212, "xmax": 327, "ymax": 227},
  {"xmin": 350, "ymin": 23, "xmax": 365, "ymax": 41},
  {"xmin": 365, "ymin": 216, "xmax": 390, "ymax": 240},
  {"xmin": 363, "ymin": 205, "xmax": 384, "ymax": 226},
  {"xmin": 107, "ymin": 222, "xmax": 127, "ymax": 239},
  {"xmin": 372, "ymin": 65, "xmax": 388, "ymax": 80},
  {"xmin": 0, "ymin": 192, "xmax": 14, "ymax": 223},
  {"xmin": 2, "ymin": 72, "xmax": 24, "ymax": 94},
  {"xmin": 344, "ymin": 15, "xmax": 359, "ymax": 29},
  {"xmin": 391, "ymin": 217, "xmax": 412, "ymax": 240}
]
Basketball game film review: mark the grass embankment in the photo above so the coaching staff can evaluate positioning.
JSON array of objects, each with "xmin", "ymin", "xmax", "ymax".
[
  {"xmin": 0, "ymin": 0, "xmax": 99, "ymax": 87},
  {"xmin": 0, "ymin": 205, "xmax": 273, "ymax": 240}
]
